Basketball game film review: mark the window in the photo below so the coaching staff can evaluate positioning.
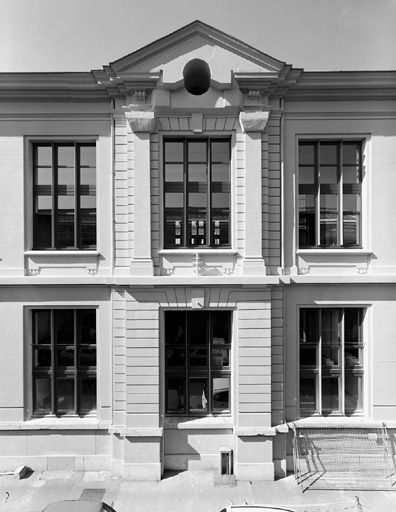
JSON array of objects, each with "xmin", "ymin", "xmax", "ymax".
[
  {"xmin": 299, "ymin": 308, "xmax": 364, "ymax": 417},
  {"xmin": 165, "ymin": 311, "xmax": 231, "ymax": 415},
  {"xmin": 298, "ymin": 140, "xmax": 362, "ymax": 248},
  {"xmin": 163, "ymin": 139, "xmax": 231, "ymax": 248},
  {"xmin": 33, "ymin": 142, "xmax": 96, "ymax": 249},
  {"xmin": 32, "ymin": 309, "xmax": 96, "ymax": 416}
]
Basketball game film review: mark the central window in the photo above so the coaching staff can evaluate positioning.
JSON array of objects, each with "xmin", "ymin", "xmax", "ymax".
[
  {"xmin": 32, "ymin": 309, "xmax": 96, "ymax": 416},
  {"xmin": 165, "ymin": 311, "xmax": 232, "ymax": 415},
  {"xmin": 163, "ymin": 139, "xmax": 231, "ymax": 248}
]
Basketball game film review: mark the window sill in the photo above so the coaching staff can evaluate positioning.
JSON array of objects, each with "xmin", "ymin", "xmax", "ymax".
[
  {"xmin": 291, "ymin": 416, "xmax": 377, "ymax": 429},
  {"xmin": 164, "ymin": 416, "xmax": 233, "ymax": 430},
  {"xmin": 25, "ymin": 250, "xmax": 99, "ymax": 256},
  {"xmin": 0, "ymin": 417, "xmax": 107, "ymax": 431},
  {"xmin": 297, "ymin": 249, "xmax": 373, "ymax": 256}
]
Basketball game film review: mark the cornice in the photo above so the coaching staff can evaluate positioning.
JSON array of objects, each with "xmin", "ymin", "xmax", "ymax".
[
  {"xmin": 91, "ymin": 69, "xmax": 160, "ymax": 98},
  {"xmin": 288, "ymin": 70, "xmax": 396, "ymax": 100}
]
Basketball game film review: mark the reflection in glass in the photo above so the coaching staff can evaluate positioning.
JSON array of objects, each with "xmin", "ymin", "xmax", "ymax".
[
  {"xmin": 33, "ymin": 348, "xmax": 51, "ymax": 368},
  {"xmin": 34, "ymin": 310, "xmax": 51, "ymax": 344},
  {"xmin": 212, "ymin": 376, "xmax": 230, "ymax": 411},
  {"xmin": 36, "ymin": 146, "xmax": 52, "ymax": 166},
  {"xmin": 300, "ymin": 377, "xmax": 316, "ymax": 414},
  {"xmin": 165, "ymin": 312, "xmax": 185, "ymax": 345},
  {"xmin": 299, "ymin": 143, "xmax": 315, "ymax": 165},
  {"xmin": 299, "ymin": 309, "xmax": 318, "ymax": 344},
  {"xmin": 166, "ymin": 348, "xmax": 185, "ymax": 367},
  {"xmin": 34, "ymin": 378, "xmax": 51, "ymax": 413},
  {"xmin": 167, "ymin": 376, "xmax": 185, "ymax": 412},
  {"xmin": 189, "ymin": 378, "xmax": 208, "ymax": 412},
  {"xmin": 78, "ymin": 310, "xmax": 96, "ymax": 343},
  {"xmin": 56, "ymin": 379, "xmax": 75, "ymax": 413},
  {"xmin": 345, "ymin": 372, "xmax": 362, "ymax": 414},
  {"xmin": 79, "ymin": 348, "xmax": 96, "ymax": 367},
  {"xmin": 211, "ymin": 142, "xmax": 229, "ymax": 162},
  {"xmin": 189, "ymin": 312, "xmax": 208, "ymax": 345},
  {"xmin": 188, "ymin": 142, "xmax": 206, "ymax": 162},
  {"xmin": 80, "ymin": 145, "xmax": 96, "ymax": 167},
  {"xmin": 320, "ymin": 143, "xmax": 337, "ymax": 165},
  {"xmin": 189, "ymin": 163, "xmax": 207, "ymax": 182},
  {"xmin": 322, "ymin": 346, "xmax": 339, "ymax": 366},
  {"xmin": 57, "ymin": 347, "xmax": 75, "ymax": 366},
  {"xmin": 57, "ymin": 146, "xmax": 74, "ymax": 167},
  {"xmin": 343, "ymin": 142, "xmax": 360, "ymax": 165},
  {"xmin": 322, "ymin": 378, "xmax": 340, "ymax": 413},
  {"xmin": 345, "ymin": 309, "xmax": 361, "ymax": 343},
  {"xmin": 165, "ymin": 164, "xmax": 183, "ymax": 182},
  {"xmin": 55, "ymin": 310, "xmax": 74, "ymax": 344},
  {"xmin": 165, "ymin": 142, "xmax": 183, "ymax": 162},
  {"xmin": 212, "ymin": 164, "xmax": 229, "ymax": 182},
  {"xmin": 211, "ymin": 348, "xmax": 229, "ymax": 367},
  {"xmin": 189, "ymin": 348, "xmax": 207, "ymax": 367},
  {"xmin": 80, "ymin": 379, "xmax": 96, "ymax": 412},
  {"xmin": 321, "ymin": 309, "xmax": 340, "ymax": 344}
]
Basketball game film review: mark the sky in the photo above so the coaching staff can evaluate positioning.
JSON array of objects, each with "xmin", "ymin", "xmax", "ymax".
[{"xmin": 1, "ymin": 0, "xmax": 395, "ymax": 72}]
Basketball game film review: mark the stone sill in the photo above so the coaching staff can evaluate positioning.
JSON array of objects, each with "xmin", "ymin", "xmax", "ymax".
[
  {"xmin": 288, "ymin": 417, "xmax": 379, "ymax": 429},
  {"xmin": 0, "ymin": 417, "xmax": 108, "ymax": 431},
  {"xmin": 25, "ymin": 251, "xmax": 100, "ymax": 257},
  {"xmin": 108, "ymin": 426, "xmax": 163, "ymax": 437},
  {"xmin": 297, "ymin": 249, "xmax": 373, "ymax": 256},
  {"xmin": 235, "ymin": 427, "xmax": 276, "ymax": 437},
  {"xmin": 164, "ymin": 416, "xmax": 233, "ymax": 430}
]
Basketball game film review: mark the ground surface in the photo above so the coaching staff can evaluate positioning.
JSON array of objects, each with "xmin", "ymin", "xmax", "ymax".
[{"xmin": 0, "ymin": 470, "xmax": 394, "ymax": 512}]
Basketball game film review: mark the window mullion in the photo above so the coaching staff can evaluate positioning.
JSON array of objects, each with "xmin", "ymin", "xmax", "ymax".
[
  {"xmin": 316, "ymin": 142, "xmax": 320, "ymax": 246},
  {"xmin": 208, "ymin": 312, "xmax": 212, "ymax": 414},
  {"xmin": 185, "ymin": 312, "xmax": 188, "ymax": 414},
  {"xmin": 75, "ymin": 144, "xmax": 80, "ymax": 249},
  {"xmin": 339, "ymin": 142, "xmax": 344, "ymax": 246},
  {"xmin": 184, "ymin": 140, "xmax": 188, "ymax": 248},
  {"xmin": 52, "ymin": 144, "xmax": 57, "ymax": 249},
  {"xmin": 318, "ymin": 309, "xmax": 322, "ymax": 414},
  {"xmin": 50, "ymin": 310, "xmax": 56, "ymax": 415},
  {"xmin": 74, "ymin": 309, "xmax": 78, "ymax": 415},
  {"xmin": 207, "ymin": 141, "xmax": 211, "ymax": 247},
  {"xmin": 340, "ymin": 309, "xmax": 345, "ymax": 415}
]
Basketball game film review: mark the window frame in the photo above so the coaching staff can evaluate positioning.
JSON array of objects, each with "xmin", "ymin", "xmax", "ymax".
[
  {"xmin": 298, "ymin": 306, "xmax": 365, "ymax": 418},
  {"xmin": 30, "ymin": 307, "xmax": 97, "ymax": 418},
  {"xmin": 164, "ymin": 310, "xmax": 232, "ymax": 417},
  {"xmin": 162, "ymin": 137, "xmax": 232, "ymax": 249},
  {"xmin": 32, "ymin": 141, "xmax": 97, "ymax": 250},
  {"xmin": 298, "ymin": 139, "xmax": 363, "ymax": 249}
]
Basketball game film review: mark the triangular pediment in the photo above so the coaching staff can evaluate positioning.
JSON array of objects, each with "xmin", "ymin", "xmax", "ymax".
[{"xmin": 104, "ymin": 20, "xmax": 287, "ymax": 88}]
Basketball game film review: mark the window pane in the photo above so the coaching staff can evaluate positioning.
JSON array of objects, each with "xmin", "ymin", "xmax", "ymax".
[
  {"xmin": 80, "ymin": 166, "xmax": 96, "ymax": 187},
  {"xmin": 55, "ymin": 310, "xmax": 74, "ymax": 344},
  {"xmin": 320, "ymin": 143, "xmax": 337, "ymax": 165},
  {"xmin": 36, "ymin": 146, "xmax": 52, "ymax": 166},
  {"xmin": 212, "ymin": 193, "xmax": 228, "ymax": 209},
  {"xmin": 34, "ymin": 310, "xmax": 51, "ymax": 344},
  {"xmin": 166, "ymin": 347, "xmax": 185, "ymax": 367},
  {"xmin": 320, "ymin": 194, "xmax": 338, "ymax": 246},
  {"xmin": 211, "ymin": 142, "xmax": 230, "ymax": 162},
  {"xmin": 33, "ymin": 348, "xmax": 51, "ymax": 368},
  {"xmin": 212, "ymin": 164, "xmax": 229, "ymax": 182},
  {"xmin": 34, "ymin": 378, "xmax": 51, "ymax": 413},
  {"xmin": 300, "ymin": 309, "xmax": 319, "ymax": 344},
  {"xmin": 164, "ymin": 214, "xmax": 184, "ymax": 247},
  {"xmin": 189, "ymin": 312, "xmax": 208, "ymax": 345},
  {"xmin": 165, "ymin": 192, "xmax": 183, "ymax": 208},
  {"xmin": 56, "ymin": 379, "xmax": 75, "ymax": 413},
  {"xmin": 322, "ymin": 377, "xmax": 340, "ymax": 413},
  {"xmin": 300, "ymin": 347, "xmax": 316, "ymax": 366},
  {"xmin": 343, "ymin": 166, "xmax": 360, "ymax": 184},
  {"xmin": 300, "ymin": 377, "xmax": 316, "ymax": 414},
  {"xmin": 79, "ymin": 348, "xmax": 96, "ymax": 367},
  {"xmin": 211, "ymin": 215, "xmax": 229, "ymax": 246},
  {"xmin": 299, "ymin": 166, "xmax": 315, "ymax": 184},
  {"xmin": 343, "ymin": 213, "xmax": 360, "ymax": 246},
  {"xmin": 345, "ymin": 309, "xmax": 362, "ymax": 343},
  {"xmin": 299, "ymin": 194, "xmax": 316, "ymax": 247},
  {"xmin": 188, "ymin": 217, "xmax": 206, "ymax": 246},
  {"xmin": 188, "ymin": 142, "xmax": 206, "ymax": 162},
  {"xmin": 165, "ymin": 312, "xmax": 186, "ymax": 345},
  {"xmin": 212, "ymin": 347, "xmax": 230, "ymax": 367},
  {"xmin": 165, "ymin": 164, "xmax": 183, "ymax": 182},
  {"xmin": 78, "ymin": 310, "xmax": 96, "ymax": 344},
  {"xmin": 57, "ymin": 212, "xmax": 74, "ymax": 248},
  {"xmin": 299, "ymin": 143, "xmax": 315, "ymax": 165},
  {"xmin": 165, "ymin": 142, "xmax": 183, "ymax": 162},
  {"xmin": 80, "ymin": 378, "xmax": 96, "ymax": 412},
  {"xmin": 322, "ymin": 346, "xmax": 339, "ymax": 366},
  {"xmin": 212, "ymin": 376, "xmax": 230, "ymax": 412},
  {"xmin": 35, "ymin": 214, "xmax": 52, "ymax": 248},
  {"xmin": 189, "ymin": 192, "xmax": 206, "ymax": 208},
  {"xmin": 320, "ymin": 167, "xmax": 338, "ymax": 184},
  {"xmin": 189, "ymin": 348, "xmax": 207, "ymax": 367},
  {"xmin": 57, "ymin": 347, "xmax": 75, "ymax": 366},
  {"xmin": 345, "ymin": 372, "xmax": 362, "ymax": 414},
  {"xmin": 344, "ymin": 347, "xmax": 361, "ymax": 367},
  {"xmin": 343, "ymin": 142, "xmax": 360, "ymax": 165},
  {"xmin": 188, "ymin": 377, "xmax": 208, "ymax": 413},
  {"xmin": 212, "ymin": 311, "xmax": 231, "ymax": 344},
  {"xmin": 321, "ymin": 309, "xmax": 340, "ymax": 344},
  {"xmin": 189, "ymin": 163, "xmax": 207, "ymax": 182},
  {"xmin": 80, "ymin": 212, "xmax": 96, "ymax": 247},
  {"xmin": 167, "ymin": 376, "xmax": 185, "ymax": 413},
  {"xmin": 36, "ymin": 167, "xmax": 52, "ymax": 186},
  {"xmin": 80, "ymin": 145, "xmax": 96, "ymax": 167},
  {"xmin": 57, "ymin": 146, "xmax": 74, "ymax": 167}
]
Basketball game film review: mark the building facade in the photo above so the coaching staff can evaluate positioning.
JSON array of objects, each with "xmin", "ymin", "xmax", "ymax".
[{"xmin": 0, "ymin": 21, "xmax": 396, "ymax": 481}]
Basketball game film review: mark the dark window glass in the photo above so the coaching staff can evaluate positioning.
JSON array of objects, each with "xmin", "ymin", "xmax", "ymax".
[
  {"xmin": 33, "ymin": 143, "xmax": 96, "ymax": 249},
  {"xmin": 164, "ymin": 139, "xmax": 231, "ymax": 248},
  {"xmin": 299, "ymin": 308, "xmax": 364, "ymax": 417},
  {"xmin": 298, "ymin": 140, "xmax": 362, "ymax": 248},
  {"xmin": 165, "ymin": 311, "xmax": 232, "ymax": 415},
  {"xmin": 32, "ymin": 309, "xmax": 96, "ymax": 417}
]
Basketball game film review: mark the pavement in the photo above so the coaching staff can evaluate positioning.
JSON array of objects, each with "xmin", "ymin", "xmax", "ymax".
[{"xmin": 0, "ymin": 470, "xmax": 394, "ymax": 512}]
